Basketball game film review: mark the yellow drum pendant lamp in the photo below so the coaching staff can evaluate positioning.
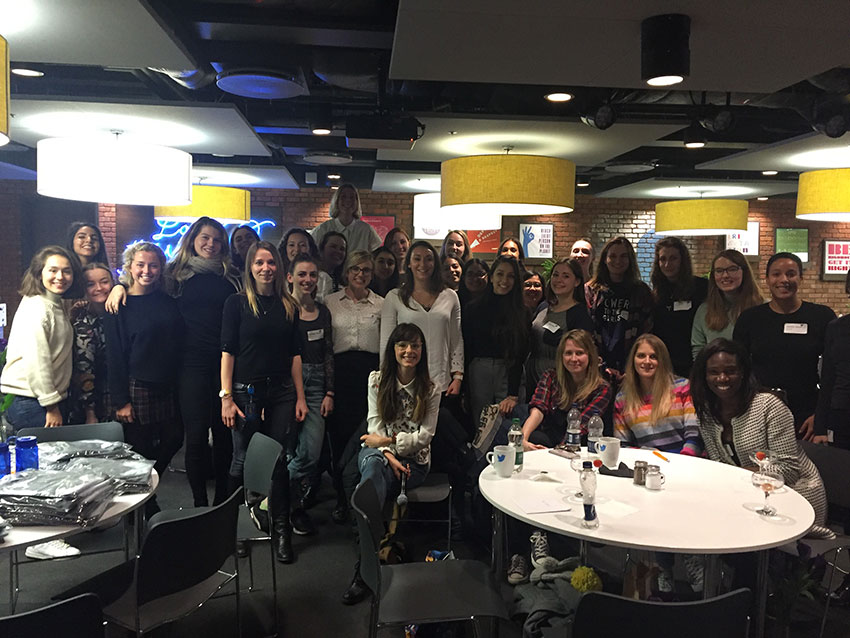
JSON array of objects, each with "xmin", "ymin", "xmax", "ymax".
[
  {"xmin": 796, "ymin": 168, "xmax": 850, "ymax": 222},
  {"xmin": 155, "ymin": 185, "xmax": 251, "ymax": 224},
  {"xmin": 655, "ymin": 199, "xmax": 749, "ymax": 235},
  {"xmin": 441, "ymin": 154, "xmax": 575, "ymax": 216},
  {"xmin": 0, "ymin": 35, "xmax": 10, "ymax": 146}
]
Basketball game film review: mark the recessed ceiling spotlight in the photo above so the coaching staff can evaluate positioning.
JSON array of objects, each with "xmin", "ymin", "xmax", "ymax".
[
  {"xmin": 330, "ymin": 185, "xmax": 339, "ymax": 190},
  {"xmin": 327, "ymin": 173, "xmax": 341, "ymax": 180},
  {"xmin": 757, "ymin": 196, "xmax": 769, "ymax": 201},
  {"xmin": 212, "ymin": 153, "xmax": 234, "ymax": 158},
  {"xmin": 641, "ymin": 14, "xmax": 690, "ymax": 87},
  {"xmin": 545, "ymin": 92, "xmax": 573, "ymax": 103},
  {"xmin": 762, "ymin": 170, "xmax": 778, "ymax": 176},
  {"xmin": 448, "ymin": 130, "xmax": 458, "ymax": 135},
  {"xmin": 576, "ymin": 177, "xmax": 590, "ymax": 187},
  {"xmin": 11, "ymin": 68, "xmax": 44, "ymax": 78}
]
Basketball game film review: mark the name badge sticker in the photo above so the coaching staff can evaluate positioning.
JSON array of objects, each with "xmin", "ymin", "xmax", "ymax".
[
  {"xmin": 783, "ymin": 323, "xmax": 808, "ymax": 335},
  {"xmin": 307, "ymin": 329, "xmax": 324, "ymax": 341},
  {"xmin": 673, "ymin": 301, "xmax": 692, "ymax": 311},
  {"xmin": 543, "ymin": 321, "xmax": 561, "ymax": 333}
]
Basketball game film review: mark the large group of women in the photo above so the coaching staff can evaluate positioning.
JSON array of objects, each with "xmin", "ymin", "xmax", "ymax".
[{"xmin": 0, "ymin": 182, "xmax": 844, "ymax": 598}]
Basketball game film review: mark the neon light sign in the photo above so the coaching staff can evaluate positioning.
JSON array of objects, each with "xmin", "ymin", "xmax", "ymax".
[{"xmin": 129, "ymin": 218, "xmax": 276, "ymax": 260}]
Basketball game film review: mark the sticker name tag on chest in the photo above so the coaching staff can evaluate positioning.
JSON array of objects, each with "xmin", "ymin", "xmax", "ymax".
[
  {"xmin": 783, "ymin": 322, "xmax": 808, "ymax": 335},
  {"xmin": 543, "ymin": 321, "xmax": 561, "ymax": 333},
  {"xmin": 673, "ymin": 301, "xmax": 692, "ymax": 311},
  {"xmin": 307, "ymin": 329, "xmax": 324, "ymax": 341}
]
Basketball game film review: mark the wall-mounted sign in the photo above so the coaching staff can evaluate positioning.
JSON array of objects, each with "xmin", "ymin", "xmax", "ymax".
[
  {"xmin": 362, "ymin": 215, "xmax": 396, "ymax": 242},
  {"xmin": 775, "ymin": 228, "xmax": 809, "ymax": 263},
  {"xmin": 822, "ymin": 239, "xmax": 850, "ymax": 281},
  {"xmin": 519, "ymin": 223, "xmax": 554, "ymax": 259},
  {"xmin": 468, "ymin": 229, "xmax": 501, "ymax": 254},
  {"xmin": 725, "ymin": 221, "xmax": 760, "ymax": 257}
]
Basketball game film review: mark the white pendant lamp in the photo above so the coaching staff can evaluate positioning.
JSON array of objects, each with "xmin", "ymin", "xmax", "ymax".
[
  {"xmin": 414, "ymin": 192, "xmax": 501, "ymax": 231},
  {"xmin": 37, "ymin": 135, "xmax": 192, "ymax": 205}
]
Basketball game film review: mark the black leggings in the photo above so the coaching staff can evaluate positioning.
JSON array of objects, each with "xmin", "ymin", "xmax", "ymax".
[{"xmin": 181, "ymin": 364, "xmax": 233, "ymax": 507}]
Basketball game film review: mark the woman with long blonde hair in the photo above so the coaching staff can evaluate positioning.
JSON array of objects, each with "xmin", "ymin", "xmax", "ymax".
[
  {"xmin": 691, "ymin": 249, "xmax": 762, "ymax": 359},
  {"xmin": 614, "ymin": 334, "xmax": 701, "ymax": 456},
  {"xmin": 521, "ymin": 329, "xmax": 611, "ymax": 450}
]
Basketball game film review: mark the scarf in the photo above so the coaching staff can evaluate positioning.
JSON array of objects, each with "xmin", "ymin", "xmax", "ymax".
[{"xmin": 169, "ymin": 256, "xmax": 242, "ymax": 294}]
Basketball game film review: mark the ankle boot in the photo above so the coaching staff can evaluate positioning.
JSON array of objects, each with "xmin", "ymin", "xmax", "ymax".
[
  {"xmin": 270, "ymin": 457, "xmax": 293, "ymax": 563},
  {"xmin": 273, "ymin": 514, "xmax": 294, "ymax": 563}
]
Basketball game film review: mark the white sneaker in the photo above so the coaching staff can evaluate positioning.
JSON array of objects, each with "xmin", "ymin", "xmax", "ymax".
[
  {"xmin": 25, "ymin": 539, "xmax": 81, "ymax": 560},
  {"xmin": 507, "ymin": 554, "xmax": 529, "ymax": 585},
  {"xmin": 529, "ymin": 530, "xmax": 551, "ymax": 568}
]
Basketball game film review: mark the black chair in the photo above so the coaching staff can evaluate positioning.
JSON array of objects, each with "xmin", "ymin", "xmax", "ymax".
[
  {"xmin": 571, "ymin": 588, "xmax": 752, "ymax": 638},
  {"xmin": 394, "ymin": 472, "xmax": 453, "ymax": 551},
  {"xmin": 0, "ymin": 593, "xmax": 103, "ymax": 638},
  {"xmin": 800, "ymin": 441, "xmax": 850, "ymax": 638},
  {"xmin": 351, "ymin": 478, "xmax": 507, "ymax": 638},
  {"xmin": 17, "ymin": 421, "xmax": 124, "ymax": 443},
  {"xmin": 63, "ymin": 490, "xmax": 242, "ymax": 637}
]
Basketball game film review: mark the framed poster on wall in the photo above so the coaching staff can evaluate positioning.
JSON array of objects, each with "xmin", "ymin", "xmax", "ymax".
[
  {"xmin": 518, "ymin": 223, "xmax": 554, "ymax": 259},
  {"xmin": 725, "ymin": 221, "xmax": 760, "ymax": 257},
  {"xmin": 821, "ymin": 239, "xmax": 850, "ymax": 281},
  {"xmin": 775, "ymin": 228, "xmax": 809, "ymax": 263},
  {"xmin": 362, "ymin": 215, "xmax": 396, "ymax": 242}
]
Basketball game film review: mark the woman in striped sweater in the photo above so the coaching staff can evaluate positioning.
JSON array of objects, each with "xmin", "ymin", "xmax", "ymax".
[{"xmin": 614, "ymin": 333, "xmax": 702, "ymax": 456}]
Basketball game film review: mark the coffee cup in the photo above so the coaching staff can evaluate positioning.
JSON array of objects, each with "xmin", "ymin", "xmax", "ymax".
[
  {"xmin": 487, "ymin": 445, "xmax": 516, "ymax": 478},
  {"xmin": 596, "ymin": 437, "xmax": 621, "ymax": 469}
]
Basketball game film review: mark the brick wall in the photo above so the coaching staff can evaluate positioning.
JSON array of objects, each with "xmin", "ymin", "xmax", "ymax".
[{"xmin": 3, "ymin": 180, "xmax": 850, "ymax": 322}]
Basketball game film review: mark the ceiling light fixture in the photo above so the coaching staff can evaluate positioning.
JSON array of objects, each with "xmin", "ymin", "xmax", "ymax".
[
  {"xmin": 327, "ymin": 172, "xmax": 341, "ymax": 180},
  {"xmin": 155, "ymin": 185, "xmax": 250, "ymax": 224},
  {"xmin": 441, "ymin": 153, "xmax": 575, "ymax": 217},
  {"xmin": 762, "ymin": 170, "xmax": 778, "ymax": 176},
  {"xmin": 757, "ymin": 197, "xmax": 769, "ymax": 201},
  {"xmin": 577, "ymin": 177, "xmax": 590, "ymax": 187},
  {"xmin": 655, "ymin": 199, "xmax": 748, "ymax": 235},
  {"xmin": 11, "ymin": 67, "xmax": 43, "ymax": 78},
  {"xmin": 310, "ymin": 104, "xmax": 333, "ymax": 136},
  {"xmin": 580, "ymin": 104, "xmax": 617, "ymax": 130},
  {"xmin": 815, "ymin": 113, "xmax": 848, "ymax": 139},
  {"xmin": 37, "ymin": 134, "xmax": 192, "ymax": 205},
  {"xmin": 414, "ymin": 192, "xmax": 501, "ymax": 230},
  {"xmin": 641, "ymin": 14, "xmax": 690, "ymax": 87},
  {"xmin": 683, "ymin": 124, "xmax": 706, "ymax": 149},
  {"xmin": 796, "ymin": 168, "xmax": 850, "ymax": 221},
  {"xmin": 545, "ymin": 92, "xmax": 573, "ymax": 103},
  {"xmin": 0, "ymin": 36, "xmax": 9, "ymax": 147}
]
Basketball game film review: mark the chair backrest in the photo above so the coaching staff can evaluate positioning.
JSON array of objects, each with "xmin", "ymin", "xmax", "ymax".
[
  {"xmin": 243, "ymin": 433, "xmax": 284, "ymax": 496},
  {"xmin": 801, "ymin": 441, "xmax": 850, "ymax": 510},
  {"xmin": 572, "ymin": 588, "xmax": 752, "ymax": 638},
  {"xmin": 0, "ymin": 593, "xmax": 103, "ymax": 637},
  {"xmin": 350, "ymin": 479, "xmax": 387, "ymax": 597},
  {"xmin": 17, "ymin": 421, "xmax": 124, "ymax": 443},
  {"xmin": 135, "ymin": 489, "xmax": 241, "ymax": 605}
]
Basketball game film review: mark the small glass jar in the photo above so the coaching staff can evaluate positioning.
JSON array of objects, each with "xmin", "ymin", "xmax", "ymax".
[
  {"xmin": 15, "ymin": 436, "xmax": 38, "ymax": 472},
  {"xmin": 633, "ymin": 460, "xmax": 648, "ymax": 485}
]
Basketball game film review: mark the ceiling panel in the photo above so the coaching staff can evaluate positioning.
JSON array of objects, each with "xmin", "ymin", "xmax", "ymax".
[
  {"xmin": 0, "ymin": 161, "xmax": 36, "ymax": 180},
  {"xmin": 697, "ymin": 133, "xmax": 850, "ymax": 172},
  {"xmin": 7, "ymin": 0, "xmax": 194, "ymax": 69},
  {"xmin": 9, "ymin": 98, "xmax": 271, "ymax": 157},
  {"xmin": 192, "ymin": 165, "xmax": 299, "ymax": 190},
  {"xmin": 595, "ymin": 177, "xmax": 798, "ymax": 200},
  {"xmin": 377, "ymin": 115, "xmax": 682, "ymax": 167},
  {"xmin": 392, "ymin": 0, "xmax": 850, "ymax": 93},
  {"xmin": 372, "ymin": 170, "xmax": 441, "ymax": 192}
]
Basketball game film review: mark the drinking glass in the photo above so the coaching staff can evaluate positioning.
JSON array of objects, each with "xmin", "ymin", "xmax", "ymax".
[{"xmin": 750, "ymin": 470, "xmax": 784, "ymax": 517}]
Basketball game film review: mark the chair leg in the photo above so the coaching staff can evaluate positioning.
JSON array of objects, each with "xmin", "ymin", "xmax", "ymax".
[
  {"xmin": 235, "ymin": 554, "xmax": 243, "ymax": 638},
  {"xmin": 820, "ymin": 546, "xmax": 843, "ymax": 638},
  {"xmin": 368, "ymin": 596, "xmax": 380, "ymax": 638},
  {"xmin": 270, "ymin": 538, "xmax": 279, "ymax": 636},
  {"xmin": 446, "ymin": 488, "xmax": 453, "ymax": 553},
  {"xmin": 247, "ymin": 544, "xmax": 255, "ymax": 591}
]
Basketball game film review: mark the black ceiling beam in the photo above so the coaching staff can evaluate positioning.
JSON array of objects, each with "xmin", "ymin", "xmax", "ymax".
[
  {"xmin": 179, "ymin": 2, "xmax": 398, "ymax": 29},
  {"xmin": 196, "ymin": 22, "xmax": 394, "ymax": 50}
]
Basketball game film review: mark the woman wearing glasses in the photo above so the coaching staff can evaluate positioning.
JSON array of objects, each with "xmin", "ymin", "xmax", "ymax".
[{"xmin": 691, "ymin": 250, "xmax": 762, "ymax": 359}]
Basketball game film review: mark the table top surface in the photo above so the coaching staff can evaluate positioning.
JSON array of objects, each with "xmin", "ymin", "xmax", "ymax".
[
  {"xmin": 479, "ymin": 448, "xmax": 815, "ymax": 554},
  {"xmin": 0, "ymin": 471, "xmax": 158, "ymax": 553}
]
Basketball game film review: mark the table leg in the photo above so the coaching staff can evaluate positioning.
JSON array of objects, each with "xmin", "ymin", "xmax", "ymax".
[
  {"xmin": 703, "ymin": 555, "xmax": 721, "ymax": 599},
  {"xmin": 491, "ymin": 508, "xmax": 505, "ymax": 576},
  {"xmin": 755, "ymin": 549, "xmax": 769, "ymax": 638},
  {"xmin": 8, "ymin": 550, "xmax": 19, "ymax": 613},
  {"xmin": 579, "ymin": 540, "xmax": 588, "ymax": 566}
]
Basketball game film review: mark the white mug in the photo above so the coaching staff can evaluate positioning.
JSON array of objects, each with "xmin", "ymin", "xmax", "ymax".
[
  {"xmin": 646, "ymin": 466, "xmax": 666, "ymax": 490},
  {"xmin": 596, "ymin": 437, "xmax": 620, "ymax": 469},
  {"xmin": 487, "ymin": 445, "xmax": 516, "ymax": 478}
]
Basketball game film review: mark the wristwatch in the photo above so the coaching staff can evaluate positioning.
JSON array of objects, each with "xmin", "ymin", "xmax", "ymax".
[{"xmin": 219, "ymin": 389, "xmax": 232, "ymax": 399}]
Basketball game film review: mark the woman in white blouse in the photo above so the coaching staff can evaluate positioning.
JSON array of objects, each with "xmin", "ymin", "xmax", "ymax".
[
  {"xmin": 323, "ymin": 250, "xmax": 383, "ymax": 520},
  {"xmin": 380, "ymin": 241, "xmax": 464, "ymax": 396}
]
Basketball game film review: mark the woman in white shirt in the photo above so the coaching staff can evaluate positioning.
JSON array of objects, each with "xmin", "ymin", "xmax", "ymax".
[
  {"xmin": 323, "ymin": 250, "xmax": 384, "ymax": 520},
  {"xmin": 311, "ymin": 183, "xmax": 381, "ymax": 255},
  {"xmin": 380, "ymin": 241, "xmax": 464, "ymax": 396}
]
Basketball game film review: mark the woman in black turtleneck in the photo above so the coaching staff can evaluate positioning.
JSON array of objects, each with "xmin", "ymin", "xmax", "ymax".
[{"xmin": 462, "ymin": 255, "xmax": 529, "ymax": 425}]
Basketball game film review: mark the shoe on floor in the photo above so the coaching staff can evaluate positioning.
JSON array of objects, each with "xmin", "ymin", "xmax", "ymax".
[
  {"xmin": 331, "ymin": 503, "xmax": 349, "ymax": 524},
  {"xmin": 25, "ymin": 540, "xmax": 81, "ymax": 560},
  {"xmin": 507, "ymin": 554, "xmax": 529, "ymax": 585},
  {"xmin": 342, "ymin": 573, "xmax": 370, "ymax": 605},
  {"xmin": 290, "ymin": 507, "xmax": 316, "ymax": 536},
  {"xmin": 529, "ymin": 530, "xmax": 551, "ymax": 568},
  {"xmin": 249, "ymin": 504, "xmax": 270, "ymax": 534},
  {"xmin": 657, "ymin": 568, "xmax": 674, "ymax": 594}
]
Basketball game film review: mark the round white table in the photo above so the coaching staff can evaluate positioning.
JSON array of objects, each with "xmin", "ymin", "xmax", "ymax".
[{"xmin": 479, "ymin": 448, "xmax": 815, "ymax": 638}]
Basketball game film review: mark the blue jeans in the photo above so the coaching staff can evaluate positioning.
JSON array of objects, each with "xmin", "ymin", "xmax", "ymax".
[
  {"xmin": 5, "ymin": 396, "xmax": 67, "ymax": 431},
  {"xmin": 288, "ymin": 363, "xmax": 326, "ymax": 482},
  {"xmin": 357, "ymin": 447, "xmax": 428, "ymax": 505}
]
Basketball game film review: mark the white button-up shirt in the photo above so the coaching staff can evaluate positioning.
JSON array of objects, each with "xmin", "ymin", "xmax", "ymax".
[
  {"xmin": 324, "ymin": 288, "xmax": 384, "ymax": 354},
  {"xmin": 311, "ymin": 217, "xmax": 382, "ymax": 255}
]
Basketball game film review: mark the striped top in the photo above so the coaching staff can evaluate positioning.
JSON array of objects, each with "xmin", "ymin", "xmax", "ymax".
[{"xmin": 614, "ymin": 376, "xmax": 702, "ymax": 456}]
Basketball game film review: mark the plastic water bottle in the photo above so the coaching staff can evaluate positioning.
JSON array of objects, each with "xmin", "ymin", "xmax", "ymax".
[
  {"xmin": 565, "ymin": 408, "xmax": 582, "ymax": 453},
  {"xmin": 587, "ymin": 415, "xmax": 604, "ymax": 454},
  {"xmin": 580, "ymin": 461, "xmax": 599, "ymax": 529},
  {"xmin": 15, "ymin": 436, "xmax": 38, "ymax": 471},
  {"xmin": 507, "ymin": 418, "xmax": 524, "ymax": 473}
]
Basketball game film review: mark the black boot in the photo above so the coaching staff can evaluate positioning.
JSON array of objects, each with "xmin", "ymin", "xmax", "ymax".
[
  {"xmin": 273, "ymin": 515, "xmax": 294, "ymax": 563},
  {"xmin": 270, "ymin": 455, "xmax": 294, "ymax": 563},
  {"xmin": 341, "ymin": 563, "xmax": 369, "ymax": 605}
]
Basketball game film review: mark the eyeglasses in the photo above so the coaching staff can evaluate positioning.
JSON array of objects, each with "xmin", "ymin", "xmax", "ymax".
[
  {"xmin": 395, "ymin": 341, "xmax": 422, "ymax": 350},
  {"xmin": 714, "ymin": 265, "xmax": 742, "ymax": 276},
  {"xmin": 349, "ymin": 266, "xmax": 373, "ymax": 275}
]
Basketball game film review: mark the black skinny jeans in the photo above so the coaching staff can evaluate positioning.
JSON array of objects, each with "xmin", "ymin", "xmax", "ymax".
[{"xmin": 181, "ymin": 363, "xmax": 233, "ymax": 507}]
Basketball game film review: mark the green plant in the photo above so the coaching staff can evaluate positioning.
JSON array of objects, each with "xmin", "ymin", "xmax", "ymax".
[
  {"xmin": 540, "ymin": 258, "xmax": 556, "ymax": 281},
  {"xmin": 0, "ymin": 346, "xmax": 10, "ymax": 416},
  {"xmin": 767, "ymin": 542, "xmax": 825, "ymax": 635}
]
